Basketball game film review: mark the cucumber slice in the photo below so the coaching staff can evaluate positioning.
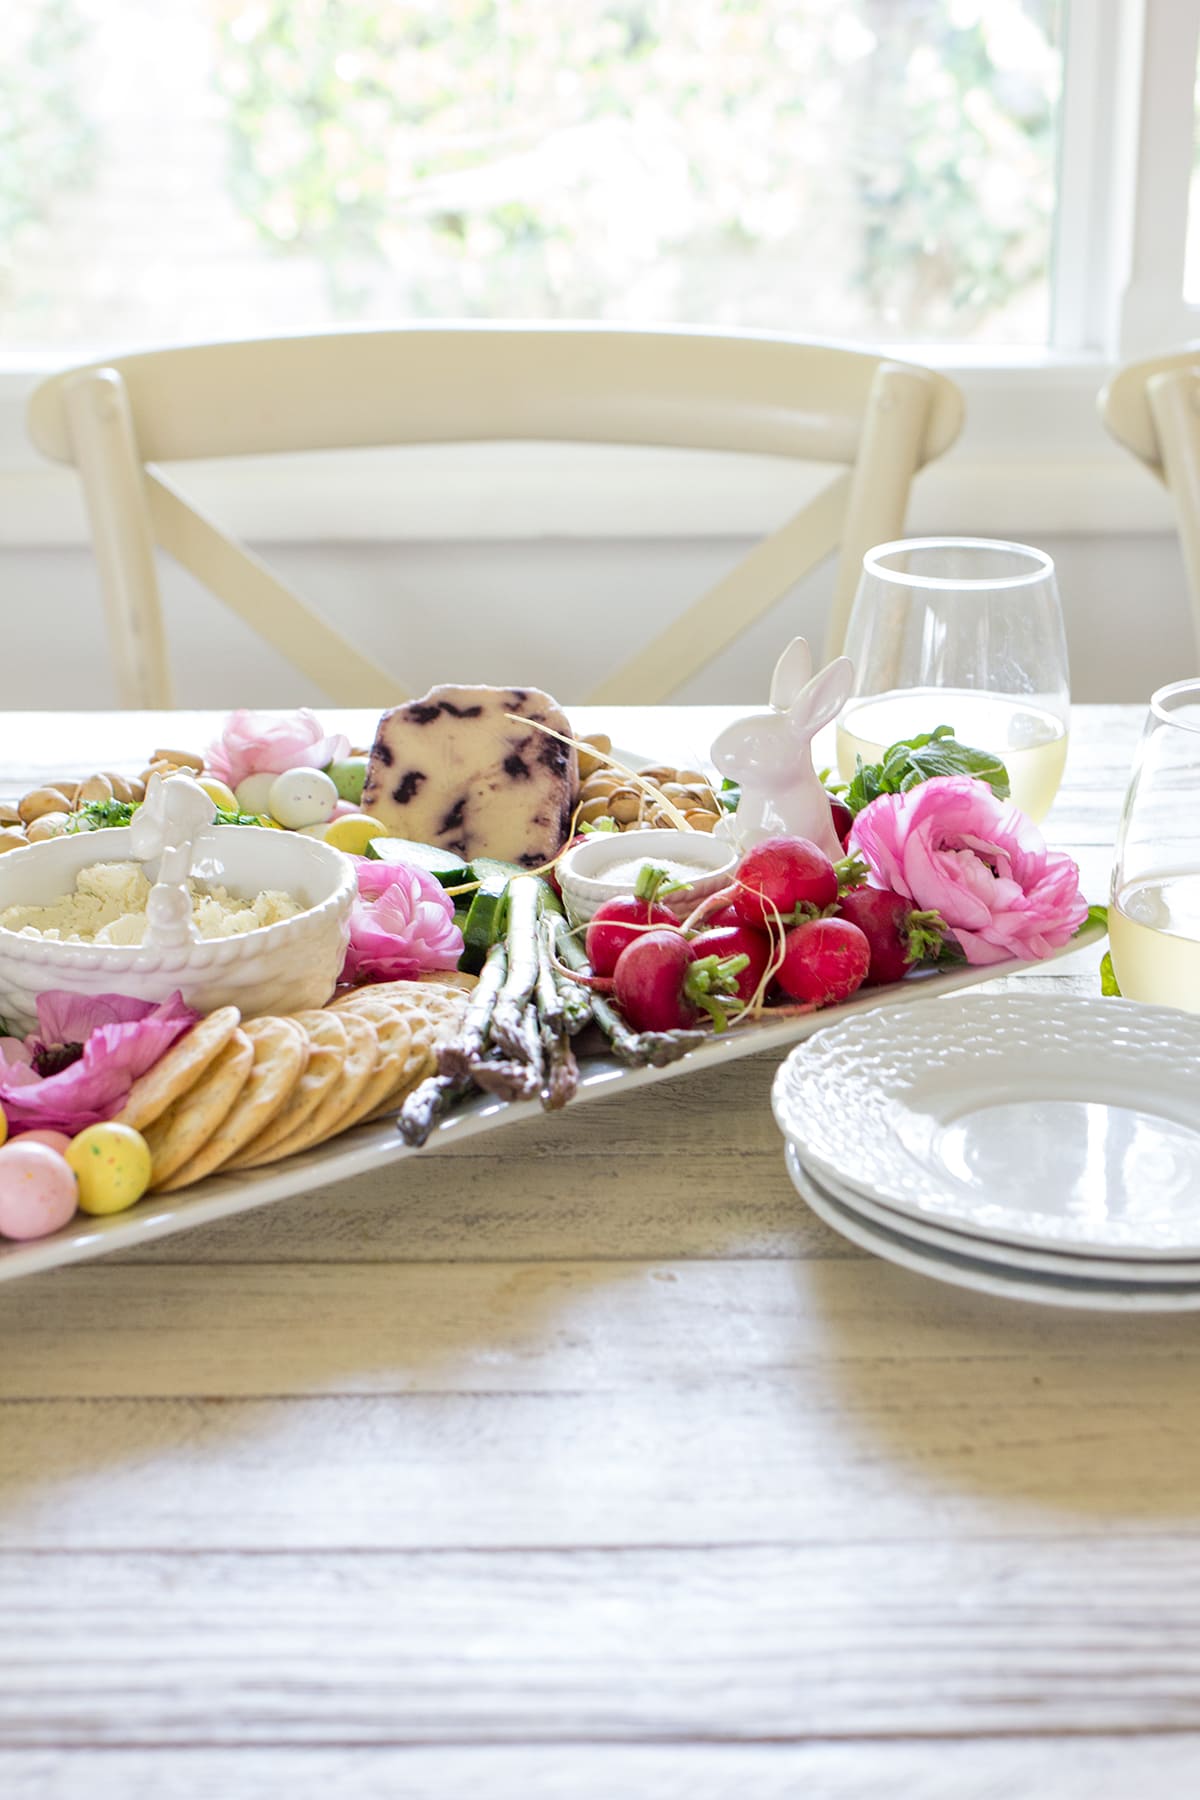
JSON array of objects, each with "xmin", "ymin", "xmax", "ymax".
[
  {"xmin": 365, "ymin": 837, "xmax": 471, "ymax": 886},
  {"xmin": 472, "ymin": 856, "xmax": 527, "ymax": 883},
  {"xmin": 459, "ymin": 871, "xmax": 510, "ymax": 973}
]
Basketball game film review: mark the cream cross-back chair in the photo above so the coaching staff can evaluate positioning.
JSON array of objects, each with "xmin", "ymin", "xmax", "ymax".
[
  {"xmin": 1100, "ymin": 347, "xmax": 1200, "ymax": 669},
  {"xmin": 28, "ymin": 326, "xmax": 964, "ymax": 707}
]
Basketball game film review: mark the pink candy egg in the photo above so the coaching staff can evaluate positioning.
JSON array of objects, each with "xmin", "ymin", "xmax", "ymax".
[
  {"xmin": 16, "ymin": 1130, "xmax": 73, "ymax": 1155},
  {"xmin": 0, "ymin": 1143, "xmax": 79, "ymax": 1241}
]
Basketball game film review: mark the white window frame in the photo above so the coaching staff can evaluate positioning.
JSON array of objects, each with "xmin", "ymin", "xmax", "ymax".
[{"xmin": 0, "ymin": 0, "xmax": 1196, "ymax": 550}]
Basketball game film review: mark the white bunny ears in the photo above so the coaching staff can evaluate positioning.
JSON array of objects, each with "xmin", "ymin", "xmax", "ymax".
[{"xmin": 711, "ymin": 637, "xmax": 853, "ymax": 860}]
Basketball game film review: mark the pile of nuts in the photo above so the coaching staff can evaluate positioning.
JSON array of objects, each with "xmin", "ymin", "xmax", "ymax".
[
  {"xmin": 575, "ymin": 734, "xmax": 725, "ymax": 833},
  {"xmin": 0, "ymin": 748, "xmax": 204, "ymax": 854}
]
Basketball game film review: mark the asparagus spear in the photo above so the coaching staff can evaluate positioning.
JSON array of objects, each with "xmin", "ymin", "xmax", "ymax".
[
  {"xmin": 399, "ymin": 941, "xmax": 514, "ymax": 1146},
  {"xmin": 489, "ymin": 875, "xmax": 546, "ymax": 1078},
  {"xmin": 438, "ymin": 940, "xmax": 508, "ymax": 1078},
  {"xmin": 535, "ymin": 909, "xmax": 579, "ymax": 1109}
]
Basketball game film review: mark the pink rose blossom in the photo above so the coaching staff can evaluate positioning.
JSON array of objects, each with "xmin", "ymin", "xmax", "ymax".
[
  {"xmin": 205, "ymin": 708, "xmax": 351, "ymax": 790},
  {"xmin": 340, "ymin": 859, "xmax": 464, "ymax": 985},
  {"xmin": 846, "ymin": 775, "xmax": 1088, "ymax": 966},
  {"xmin": 0, "ymin": 991, "xmax": 201, "ymax": 1135}
]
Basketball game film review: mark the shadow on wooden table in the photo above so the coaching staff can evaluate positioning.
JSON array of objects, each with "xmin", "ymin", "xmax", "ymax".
[{"xmin": 796, "ymin": 1250, "xmax": 1200, "ymax": 1523}]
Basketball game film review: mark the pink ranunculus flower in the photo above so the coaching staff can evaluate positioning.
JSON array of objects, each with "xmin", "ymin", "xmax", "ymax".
[
  {"xmin": 204, "ymin": 708, "xmax": 351, "ymax": 791},
  {"xmin": 846, "ymin": 775, "xmax": 1088, "ymax": 967},
  {"xmin": 0, "ymin": 991, "xmax": 202, "ymax": 1135},
  {"xmin": 340, "ymin": 858, "xmax": 464, "ymax": 986}
]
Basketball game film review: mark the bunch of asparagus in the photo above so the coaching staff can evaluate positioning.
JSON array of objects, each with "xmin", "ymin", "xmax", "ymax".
[{"xmin": 396, "ymin": 874, "xmax": 705, "ymax": 1147}]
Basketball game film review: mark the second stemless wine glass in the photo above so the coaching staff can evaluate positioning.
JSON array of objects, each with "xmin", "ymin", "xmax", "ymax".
[
  {"xmin": 1109, "ymin": 679, "xmax": 1200, "ymax": 1013},
  {"xmin": 837, "ymin": 537, "xmax": 1071, "ymax": 821}
]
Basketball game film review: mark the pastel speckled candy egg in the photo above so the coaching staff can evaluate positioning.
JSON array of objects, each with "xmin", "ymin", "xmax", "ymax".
[
  {"xmin": 268, "ymin": 767, "xmax": 339, "ymax": 831},
  {"xmin": 327, "ymin": 757, "xmax": 368, "ymax": 806},
  {"xmin": 0, "ymin": 1143, "xmax": 78, "ymax": 1241},
  {"xmin": 66, "ymin": 1122, "xmax": 153, "ymax": 1216},
  {"xmin": 234, "ymin": 772, "xmax": 280, "ymax": 817},
  {"xmin": 17, "ymin": 1129, "xmax": 72, "ymax": 1155}
]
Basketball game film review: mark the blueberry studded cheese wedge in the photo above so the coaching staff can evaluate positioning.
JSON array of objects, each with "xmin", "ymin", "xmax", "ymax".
[{"xmin": 361, "ymin": 684, "xmax": 580, "ymax": 868}]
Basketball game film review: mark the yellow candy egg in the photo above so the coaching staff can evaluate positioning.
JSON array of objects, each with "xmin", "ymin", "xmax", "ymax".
[
  {"xmin": 323, "ymin": 813, "xmax": 381, "ymax": 856},
  {"xmin": 0, "ymin": 1105, "xmax": 6, "ymax": 1149},
  {"xmin": 198, "ymin": 777, "xmax": 239, "ymax": 814},
  {"xmin": 66, "ymin": 1122, "xmax": 153, "ymax": 1216}
]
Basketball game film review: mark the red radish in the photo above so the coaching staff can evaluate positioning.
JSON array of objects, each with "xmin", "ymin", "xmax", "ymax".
[
  {"xmin": 613, "ymin": 929, "xmax": 749, "ymax": 1033},
  {"xmin": 837, "ymin": 886, "xmax": 947, "ymax": 987},
  {"xmin": 732, "ymin": 835, "xmax": 837, "ymax": 928},
  {"xmin": 776, "ymin": 916, "xmax": 871, "ymax": 1006},
  {"xmin": 585, "ymin": 864, "xmax": 681, "ymax": 976},
  {"xmin": 828, "ymin": 796, "xmax": 854, "ymax": 848},
  {"xmin": 689, "ymin": 920, "xmax": 775, "ymax": 1004},
  {"xmin": 705, "ymin": 903, "xmax": 741, "ymax": 929}
]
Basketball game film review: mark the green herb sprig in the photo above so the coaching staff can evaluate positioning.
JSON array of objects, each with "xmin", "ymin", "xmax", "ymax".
[{"xmin": 842, "ymin": 724, "xmax": 1011, "ymax": 816}]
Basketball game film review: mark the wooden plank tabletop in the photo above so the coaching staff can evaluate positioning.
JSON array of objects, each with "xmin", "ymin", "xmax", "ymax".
[{"xmin": 7, "ymin": 702, "xmax": 1200, "ymax": 1800}]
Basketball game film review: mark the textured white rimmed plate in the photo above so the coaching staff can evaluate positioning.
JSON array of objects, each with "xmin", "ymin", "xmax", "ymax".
[
  {"xmin": 810, "ymin": 1158, "xmax": 1200, "ymax": 1283},
  {"xmin": 773, "ymin": 993, "xmax": 1200, "ymax": 1260},
  {"xmin": 0, "ymin": 925, "xmax": 1103, "ymax": 1283},
  {"xmin": 785, "ymin": 1146, "xmax": 1200, "ymax": 1313}
]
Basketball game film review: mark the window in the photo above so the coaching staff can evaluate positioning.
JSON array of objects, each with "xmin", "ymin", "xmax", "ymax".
[
  {"xmin": 4, "ymin": 0, "xmax": 1066, "ymax": 351},
  {"xmin": 3, "ymin": 1, "xmax": 1200, "ymax": 548}
]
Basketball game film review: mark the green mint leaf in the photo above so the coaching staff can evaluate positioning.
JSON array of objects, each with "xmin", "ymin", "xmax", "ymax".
[
  {"xmin": 844, "ymin": 724, "xmax": 1011, "ymax": 814},
  {"xmin": 1099, "ymin": 950, "xmax": 1122, "ymax": 997},
  {"xmin": 1078, "ymin": 903, "xmax": 1108, "ymax": 938}
]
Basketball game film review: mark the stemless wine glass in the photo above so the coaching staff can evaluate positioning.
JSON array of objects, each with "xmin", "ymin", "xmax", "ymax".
[
  {"xmin": 837, "ymin": 537, "xmax": 1071, "ymax": 822},
  {"xmin": 1109, "ymin": 679, "xmax": 1200, "ymax": 1013}
]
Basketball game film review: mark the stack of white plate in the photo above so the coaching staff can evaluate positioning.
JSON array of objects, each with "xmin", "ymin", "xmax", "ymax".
[{"xmin": 770, "ymin": 992, "xmax": 1200, "ymax": 1312}]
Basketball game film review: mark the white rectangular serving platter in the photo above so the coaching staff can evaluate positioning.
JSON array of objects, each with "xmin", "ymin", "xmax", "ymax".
[{"xmin": 0, "ymin": 923, "xmax": 1105, "ymax": 1283}]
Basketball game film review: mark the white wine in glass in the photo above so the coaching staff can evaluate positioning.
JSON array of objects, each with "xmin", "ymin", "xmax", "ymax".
[
  {"xmin": 837, "ymin": 538, "xmax": 1071, "ymax": 822},
  {"xmin": 1109, "ymin": 680, "xmax": 1200, "ymax": 1013}
]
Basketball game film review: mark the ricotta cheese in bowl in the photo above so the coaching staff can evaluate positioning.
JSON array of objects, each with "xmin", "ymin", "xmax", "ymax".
[
  {"xmin": 0, "ymin": 826, "xmax": 356, "ymax": 1035},
  {"xmin": 557, "ymin": 828, "xmax": 737, "ymax": 927},
  {"xmin": 0, "ymin": 860, "xmax": 302, "ymax": 945}
]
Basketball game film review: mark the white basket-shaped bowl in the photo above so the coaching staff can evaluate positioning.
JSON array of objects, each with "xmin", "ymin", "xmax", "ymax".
[
  {"xmin": 0, "ymin": 825, "xmax": 355, "ymax": 1035},
  {"xmin": 556, "ymin": 827, "xmax": 736, "ymax": 927}
]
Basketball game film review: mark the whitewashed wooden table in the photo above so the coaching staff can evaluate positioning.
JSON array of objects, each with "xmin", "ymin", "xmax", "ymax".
[{"xmin": 6, "ymin": 704, "xmax": 1200, "ymax": 1800}]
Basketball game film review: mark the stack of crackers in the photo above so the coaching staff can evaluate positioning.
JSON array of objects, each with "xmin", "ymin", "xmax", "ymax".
[{"xmin": 114, "ymin": 976, "xmax": 474, "ymax": 1193}]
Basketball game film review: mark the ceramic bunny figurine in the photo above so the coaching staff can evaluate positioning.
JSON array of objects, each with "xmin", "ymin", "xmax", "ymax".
[
  {"xmin": 130, "ymin": 772, "xmax": 218, "ymax": 949},
  {"xmin": 711, "ymin": 637, "xmax": 854, "ymax": 861}
]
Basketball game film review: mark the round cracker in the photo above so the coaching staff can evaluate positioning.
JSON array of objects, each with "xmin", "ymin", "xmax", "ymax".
[
  {"xmin": 228, "ymin": 1012, "xmax": 348, "ymax": 1170},
  {"xmin": 144, "ymin": 1029, "xmax": 254, "ymax": 1188},
  {"xmin": 330, "ymin": 980, "xmax": 468, "ymax": 1021},
  {"xmin": 364, "ymin": 1037, "xmax": 440, "ymax": 1122},
  {"xmin": 116, "ymin": 1005, "xmax": 242, "ymax": 1132},
  {"xmin": 335, "ymin": 1006, "xmax": 413, "ymax": 1126},
  {"xmin": 156, "ymin": 1016, "xmax": 309, "ymax": 1192},
  {"xmin": 250, "ymin": 1011, "xmax": 379, "ymax": 1161}
]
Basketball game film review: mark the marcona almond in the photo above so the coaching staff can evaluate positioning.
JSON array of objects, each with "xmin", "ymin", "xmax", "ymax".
[
  {"xmin": 18, "ymin": 787, "xmax": 70, "ymax": 825},
  {"xmin": 0, "ymin": 826, "xmax": 28, "ymax": 854},
  {"xmin": 103, "ymin": 771, "xmax": 135, "ymax": 802},
  {"xmin": 0, "ymin": 802, "xmax": 21, "ymax": 827},
  {"xmin": 26, "ymin": 811, "xmax": 71, "ymax": 841},
  {"xmin": 576, "ymin": 734, "xmax": 612, "ymax": 780},
  {"xmin": 77, "ymin": 773, "xmax": 114, "ymax": 804},
  {"xmin": 152, "ymin": 747, "xmax": 204, "ymax": 771}
]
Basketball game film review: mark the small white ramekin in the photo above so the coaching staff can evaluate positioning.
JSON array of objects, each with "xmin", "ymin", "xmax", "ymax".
[
  {"xmin": 557, "ymin": 827, "xmax": 737, "ymax": 928},
  {"xmin": 0, "ymin": 825, "xmax": 356, "ymax": 1034}
]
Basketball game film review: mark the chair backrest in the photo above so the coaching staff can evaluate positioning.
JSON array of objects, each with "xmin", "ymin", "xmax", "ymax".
[
  {"xmin": 1100, "ymin": 346, "xmax": 1200, "ymax": 669},
  {"xmin": 28, "ymin": 326, "xmax": 964, "ymax": 707}
]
